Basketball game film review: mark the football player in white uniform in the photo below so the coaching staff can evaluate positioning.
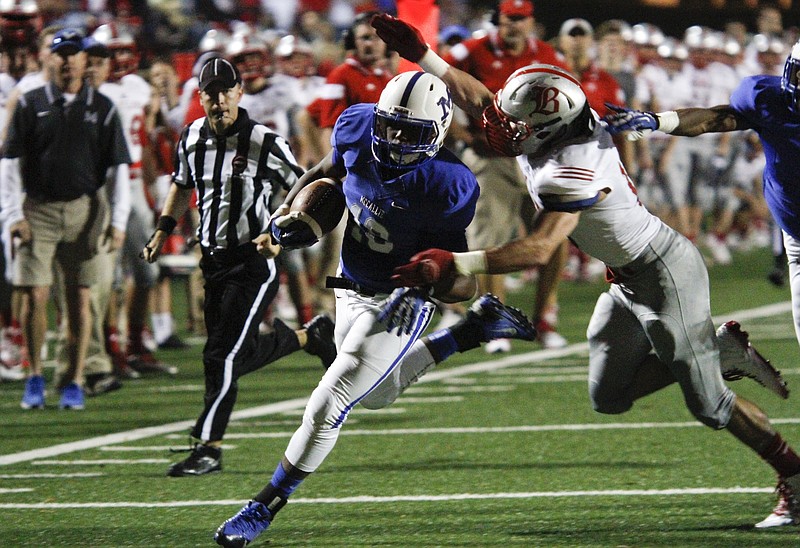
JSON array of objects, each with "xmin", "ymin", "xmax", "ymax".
[
  {"xmin": 90, "ymin": 23, "xmax": 176, "ymax": 376},
  {"xmin": 373, "ymin": 14, "xmax": 800, "ymax": 529}
]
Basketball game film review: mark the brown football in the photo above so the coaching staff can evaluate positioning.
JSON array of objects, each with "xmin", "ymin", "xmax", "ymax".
[{"xmin": 289, "ymin": 177, "xmax": 346, "ymax": 238}]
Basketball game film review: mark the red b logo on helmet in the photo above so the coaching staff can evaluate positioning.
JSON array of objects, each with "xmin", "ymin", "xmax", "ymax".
[{"xmin": 528, "ymin": 85, "xmax": 560, "ymax": 116}]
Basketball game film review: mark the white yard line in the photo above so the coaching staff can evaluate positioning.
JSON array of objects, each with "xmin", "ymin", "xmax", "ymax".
[
  {"xmin": 0, "ymin": 486, "xmax": 775, "ymax": 509},
  {"xmin": 0, "ymin": 301, "xmax": 792, "ymax": 466}
]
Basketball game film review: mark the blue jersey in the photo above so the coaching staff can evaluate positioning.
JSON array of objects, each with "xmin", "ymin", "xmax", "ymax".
[
  {"xmin": 330, "ymin": 103, "xmax": 479, "ymax": 293},
  {"xmin": 730, "ymin": 76, "xmax": 800, "ymax": 239}
]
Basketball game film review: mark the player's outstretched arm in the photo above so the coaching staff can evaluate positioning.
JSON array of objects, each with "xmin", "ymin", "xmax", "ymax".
[
  {"xmin": 604, "ymin": 103, "xmax": 748, "ymax": 140},
  {"xmin": 371, "ymin": 13, "xmax": 493, "ymax": 119}
]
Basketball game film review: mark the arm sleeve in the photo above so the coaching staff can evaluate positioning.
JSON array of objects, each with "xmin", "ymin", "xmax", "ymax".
[
  {"xmin": 172, "ymin": 126, "xmax": 194, "ymax": 189},
  {"xmin": 537, "ymin": 165, "xmax": 605, "ymax": 212},
  {"xmin": 108, "ymin": 163, "xmax": 131, "ymax": 232},
  {"xmin": 0, "ymin": 157, "xmax": 23, "ymax": 226}
]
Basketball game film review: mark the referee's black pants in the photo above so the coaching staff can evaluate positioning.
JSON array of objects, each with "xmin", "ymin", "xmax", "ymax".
[{"xmin": 192, "ymin": 245, "xmax": 300, "ymax": 442}]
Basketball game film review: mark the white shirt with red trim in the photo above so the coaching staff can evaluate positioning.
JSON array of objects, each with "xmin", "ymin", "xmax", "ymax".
[
  {"xmin": 99, "ymin": 73, "xmax": 152, "ymax": 175},
  {"xmin": 518, "ymin": 121, "xmax": 662, "ymax": 267}
]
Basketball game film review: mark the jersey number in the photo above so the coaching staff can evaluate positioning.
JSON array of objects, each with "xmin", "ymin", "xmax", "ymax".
[
  {"xmin": 348, "ymin": 203, "xmax": 393, "ymax": 254},
  {"xmin": 619, "ymin": 162, "xmax": 641, "ymax": 206}
]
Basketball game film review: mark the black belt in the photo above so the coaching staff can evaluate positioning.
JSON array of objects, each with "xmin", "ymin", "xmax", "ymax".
[
  {"xmin": 325, "ymin": 276, "xmax": 377, "ymax": 297},
  {"xmin": 201, "ymin": 243, "xmax": 258, "ymax": 265}
]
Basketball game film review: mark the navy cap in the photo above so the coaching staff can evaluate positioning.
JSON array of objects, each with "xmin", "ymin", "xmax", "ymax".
[
  {"xmin": 198, "ymin": 57, "xmax": 241, "ymax": 92},
  {"xmin": 82, "ymin": 36, "xmax": 110, "ymax": 58},
  {"xmin": 51, "ymin": 28, "xmax": 85, "ymax": 54}
]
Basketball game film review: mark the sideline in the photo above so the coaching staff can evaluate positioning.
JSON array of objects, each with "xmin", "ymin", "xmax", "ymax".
[
  {"xmin": 0, "ymin": 486, "xmax": 775, "ymax": 509},
  {"xmin": 0, "ymin": 301, "xmax": 792, "ymax": 466}
]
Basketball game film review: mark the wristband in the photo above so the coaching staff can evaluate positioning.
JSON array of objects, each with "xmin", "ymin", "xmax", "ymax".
[
  {"xmin": 418, "ymin": 49, "xmax": 451, "ymax": 79},
  {"xmin": 453, "ymin": 250, "xmax": 487, "ymax": 275},
  {"xmin": 156, "ymin": 215, "xmax": 178, "ymax": 235},
  {"xmin": 656, "ymin": 111, "xmax": 679, "ymax": 134}
]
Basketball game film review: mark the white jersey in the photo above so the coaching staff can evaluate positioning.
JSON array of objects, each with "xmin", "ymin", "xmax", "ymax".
[
  {"xmin": 518, "ymin": 122, "xmax": 662, "ymax": 267},
  {"xmin": 239, "ymin": 80, "xmax": 293, "ymax": 139},
  {"xmin": 99, "ymin": 73, "xmax": 152, "ymax": 171},
  {"xmin": 15, "ymin": 71, "xmax": 44, "ymax": 94}
]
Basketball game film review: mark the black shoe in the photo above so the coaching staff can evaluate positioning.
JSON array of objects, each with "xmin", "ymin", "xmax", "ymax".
[
  {"xmin": 167, "ymin": 443, "xmax": 222, "ymax": 477},
  {"xmin": 128, "ymin": 352, "xmax": 178, "ymax": 376},
  {"xmin": 158, "ymin": 334, "xmax": 189, "ymax": 350},
  {"xmin": 303, "ymin": 314, "xmax": 336, "ymax": 369},
  {"xmin": 85, "ymin": 373, "xmax": 122, "ymax": 397},
  {"xmin": 768, "ymin": 266, "xmax": 787, "ymax": 287}
]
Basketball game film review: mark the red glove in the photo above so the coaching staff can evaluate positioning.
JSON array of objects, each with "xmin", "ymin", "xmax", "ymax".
[
  {"xmin": 371, "ymin": 13, "xmax": 429, "ymax": 63},
  {"xmin": 391, "ymin": 249, "xmax": 455, "ymax": 287}
]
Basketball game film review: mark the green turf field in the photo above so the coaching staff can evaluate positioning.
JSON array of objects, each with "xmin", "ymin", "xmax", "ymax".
[{"xmin": 2, "ymin": 246, "xmax": 799, "ymax": 547}]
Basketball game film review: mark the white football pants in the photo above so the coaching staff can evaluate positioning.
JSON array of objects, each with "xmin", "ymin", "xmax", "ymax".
[{"xmin": 284, "ymin": 288, "xmax": 436, "ymax": 472}]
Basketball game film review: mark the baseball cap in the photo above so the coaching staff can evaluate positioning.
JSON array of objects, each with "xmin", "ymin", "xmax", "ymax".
[
  {"xmin": 499, "ymin": 0, "xmax": 533, "ymax": 18},
  {"xmin": 82, "ymin": 36, "xmax": 110, "ymax": 58},
  {"xmin": 198, "ymin": 57, "xmax": 241, "ymax": 91},
  {"xmin": 559, "ymin": 18, "xmax": 594, "ymax": 37},
  {"xmin": 439, "ymin": 25, "xmax": 471, "ymax": 46},
  {"xmin": 51, "ymin": 28, "xmax": 85, "ymax": 55}
]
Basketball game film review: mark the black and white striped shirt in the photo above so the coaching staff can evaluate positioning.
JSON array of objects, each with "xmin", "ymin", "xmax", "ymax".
[{"xmin": 173, "ymin": 108, "xmax": 303, "ymax": 250}]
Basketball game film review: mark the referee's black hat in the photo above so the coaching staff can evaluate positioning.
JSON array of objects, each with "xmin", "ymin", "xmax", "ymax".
[{"xmin": 198, "ymin": 57, "xmax": 241, "ymax": 92}]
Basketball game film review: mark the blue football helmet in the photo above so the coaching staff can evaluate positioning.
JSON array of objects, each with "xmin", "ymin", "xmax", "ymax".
[
  {"xmin": 372, "ymin": 71, "xmax": 453, "ymax": 169},
  {"xmin": 782, "ymin": 40, "xmax": 800, "ymax": 113}
]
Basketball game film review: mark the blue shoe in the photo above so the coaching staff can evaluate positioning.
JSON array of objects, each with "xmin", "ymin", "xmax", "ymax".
[
  {"xmin": 59, "ymin": 382, "xmax": 85, "ymax": 410},
  {"xmin": 215, "ymin": 501, "xmax": 273, "ymax": 547},
  {"xmin": 20, "ymin": 375, "xmax": 45, "ymax": 409},
  {"xmin": 466, "ymin": 294, "xmax": 537, "ymax": 342}
]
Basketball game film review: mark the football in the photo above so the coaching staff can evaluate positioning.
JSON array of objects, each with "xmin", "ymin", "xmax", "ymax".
[{"xmin": 289, "ymin": 177, "xmax": 346, "ymax": 238}]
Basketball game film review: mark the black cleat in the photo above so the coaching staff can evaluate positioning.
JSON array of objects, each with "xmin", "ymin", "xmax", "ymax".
[
  {"xmin": 167, "ymin": 443, "xmax": 222, "ymax": 477},
  {"xmin": 85, "ymin": 373, "xmax": 122, "ymax": 397},
  {"xmin": 303, "ymin": 314, "xmax": 336, "ymax": 369},
  {"xmin": 158, "ymin": 334, "xmax": 189, "ymax": 350}
]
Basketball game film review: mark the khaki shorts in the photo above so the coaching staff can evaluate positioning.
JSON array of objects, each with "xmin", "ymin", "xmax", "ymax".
[
  {"xmin": 14, "ymin": 193, "xmax": 109, "ymax": 287},
  {"xmin": 461, "ymin": 149, "xmax": 532, "ymax": 248}
]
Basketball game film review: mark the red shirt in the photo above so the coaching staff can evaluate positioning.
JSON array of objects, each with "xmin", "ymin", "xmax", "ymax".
[
  {"xmin": 578, "ymin": 63, "xmax": 626, "ymax": 117},
  {"xmin": 444, "ymin": 32, "xmax": 568, "ymax": 93},
  {"xmin": 307, "ymin": 57, "xmax": 392, "ymax": 129}
]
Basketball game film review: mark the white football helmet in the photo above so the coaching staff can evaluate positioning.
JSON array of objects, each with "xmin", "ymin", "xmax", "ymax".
[
  {"xmin": 782, "ymin": 40, "xmax": 800, "ymax": 114},
  {"xmin": 372, "ymin": 71, "xmax": 453, "ymax": 168},
  {"xmin": 482, "ymin": 64, "xmax": 591, "ymax": 157}
]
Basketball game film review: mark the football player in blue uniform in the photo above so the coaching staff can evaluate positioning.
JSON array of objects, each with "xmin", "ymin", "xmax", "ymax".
[
  {"xmin": 604, "ymin": 39, "xmax": 800, "ymax": 528},
  {"xmin": 214, "ymin": 71, "xmax": 537, "ymax": 547}
]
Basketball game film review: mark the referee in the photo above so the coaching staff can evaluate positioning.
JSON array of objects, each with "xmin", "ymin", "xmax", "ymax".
[{"xmin": 143, "ymin": 57, "xmax": 335, "ymax": 477}]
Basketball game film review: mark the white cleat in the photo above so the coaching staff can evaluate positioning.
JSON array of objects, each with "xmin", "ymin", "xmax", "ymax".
[
  {"xmin": 756, "ymin": 475, "xmax": 800, "ymax": 528},
  {"xmin": 484, "ymin": 338, "xmax": 511, "ymax": 354},
  {"xmin": 716, "ymin": 321, "xmax": 789, "ymax": 399}
]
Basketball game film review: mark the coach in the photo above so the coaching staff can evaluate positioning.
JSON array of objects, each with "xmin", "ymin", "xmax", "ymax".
[{"xmin": 1, "ymin": 28, "xmax": 132, "ymax": 410}]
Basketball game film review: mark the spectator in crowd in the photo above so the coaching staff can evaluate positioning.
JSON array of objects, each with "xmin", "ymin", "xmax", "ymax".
[
  {"xmin": 4, "ymin": 28, "xmax": 131, "ymax": 409},
  {"xmin": 142, "ymin": 56, "xmax": 336, "ymax": 476}
]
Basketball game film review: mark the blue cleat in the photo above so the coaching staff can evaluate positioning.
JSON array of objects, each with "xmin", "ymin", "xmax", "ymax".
[
  {"xmin": 58, "ymin": 382, "xmax": 85, "ymax": 410},
  {"xmin": 466, "ymin": 294, "xmax": 537, "ymax": 342},
  {"xmin": 215, "ymin": 500, "xmax": 273, "ymax": 547},
  {"xmin": 20, "ymin": 375, "xmax": 45, "ymax": 409}
]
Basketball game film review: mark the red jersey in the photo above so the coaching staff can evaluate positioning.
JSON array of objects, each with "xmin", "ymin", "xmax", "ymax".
[
  {"xmin": 444, "ymin": 32, "xmax": 567, "ymax": 92},
  {"xmin": 308, "ymin": 56, "xmax": 392, "ymax": 129},
  {"xmin": 578, "ymin": 63, "xmax": 626, "ymax": 117}
]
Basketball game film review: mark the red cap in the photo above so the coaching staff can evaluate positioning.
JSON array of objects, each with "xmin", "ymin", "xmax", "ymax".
[{"xmin": 499, "ymin": 0, "xmax": 533, "ymax": 18}]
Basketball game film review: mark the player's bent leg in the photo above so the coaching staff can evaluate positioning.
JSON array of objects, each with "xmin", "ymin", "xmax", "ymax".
[{"xmin": 587, "ymin": 292, "xmax": 666, "ymax": 414}]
